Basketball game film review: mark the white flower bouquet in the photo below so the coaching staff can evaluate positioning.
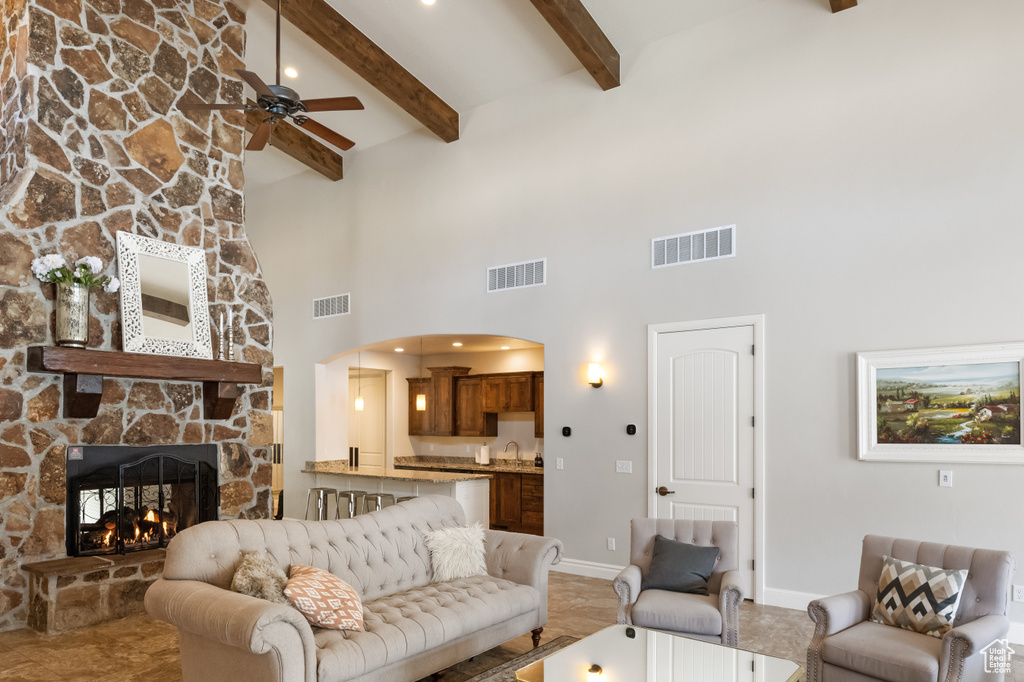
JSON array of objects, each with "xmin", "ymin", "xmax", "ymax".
[{"xmin": 31, "ymin": 254, "xmax": 120, "ymax": 293}]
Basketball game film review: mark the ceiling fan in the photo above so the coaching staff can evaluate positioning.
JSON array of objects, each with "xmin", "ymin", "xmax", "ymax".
[{"xmin": 178, "ymin": 0, "xmax": 364, "ymax": 152}]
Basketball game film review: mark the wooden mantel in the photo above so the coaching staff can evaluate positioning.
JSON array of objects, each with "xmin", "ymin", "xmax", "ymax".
[{"xmin": 27, "ymin": 346, "xmax": 264, "ymax": 420}]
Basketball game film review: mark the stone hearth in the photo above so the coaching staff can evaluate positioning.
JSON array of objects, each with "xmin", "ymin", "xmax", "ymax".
[{"xmin": 0, "ymin": 0, "xmax": 273, "ymax": 632}]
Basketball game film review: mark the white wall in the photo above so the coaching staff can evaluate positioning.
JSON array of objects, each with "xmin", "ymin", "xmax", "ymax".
[{"xmin": 247, "ymin": 0, "xmax": 1024, "ymax": 625}]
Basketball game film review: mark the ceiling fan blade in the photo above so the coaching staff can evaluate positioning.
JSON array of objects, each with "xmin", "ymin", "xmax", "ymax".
[
  {"xmin": 246, "ymin": 122, "xmax": 273, "ymax": 152},
  {"xmin": 296, "ymin": 117, "xmax": 355, "ymax": 151},
  {"xmin": 302, "ymin": 97, "xmax": 365, "ymax": 113},
  {"xmin": 178, "ymin": 102, "xmax": 246, "ymax": 111},
  {"xmin": 235, "ymin": 69, "xmax": 275, "ymax": 99}
]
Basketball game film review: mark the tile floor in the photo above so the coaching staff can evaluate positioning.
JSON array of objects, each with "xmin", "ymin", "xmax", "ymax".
[{"xmin": 0, "ymin": 572, "xmax": 1020, "ymax": 682}]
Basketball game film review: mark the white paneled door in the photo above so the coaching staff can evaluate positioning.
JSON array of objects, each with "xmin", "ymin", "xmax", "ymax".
[
  {"xmin": 349, "ymin": 373, "xmax": 386, "ymax": 473},
  {"xmin": 653, "ymin": 324, "xmax": 756, "ymax": 597}
]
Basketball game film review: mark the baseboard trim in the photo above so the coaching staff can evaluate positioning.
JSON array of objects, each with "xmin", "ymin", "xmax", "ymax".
[
  {"xmin": 552, "ymin": 558, "xmax": 624, "ymax": 581},
  {"xmin": 762, "ymin": 589, "xmax": 1024, "ymax": 646},
  {"xmin": 761, "ymin": 587, "xmax": 823, "ymax": 611}
]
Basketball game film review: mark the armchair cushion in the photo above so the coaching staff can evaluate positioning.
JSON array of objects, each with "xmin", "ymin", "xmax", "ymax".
[
  {"xmin": 822, "ymin": 621, "xmax": 942, "ymax": 682},
  {"xmin": 631, "ymin": 589, "xmax": 722, "ymax": 636},
  {"xmin": 871, "ymin": 556, "xmax": 968, "ymax": 638},
  {"xmin": 641, "ymin": 535, "xmax": 720, "ymax": 595}
]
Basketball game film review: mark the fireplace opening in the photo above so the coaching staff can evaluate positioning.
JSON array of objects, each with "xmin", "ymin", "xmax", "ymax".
[{"xmin": 66, "ymin": 445, "xmax": 218, "ymax": 557}]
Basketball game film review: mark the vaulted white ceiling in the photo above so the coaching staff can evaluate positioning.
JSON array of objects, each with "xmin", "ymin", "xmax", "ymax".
[{"xmin": 233, "ymin": 0, "xmax": 763, "ymax": 189}]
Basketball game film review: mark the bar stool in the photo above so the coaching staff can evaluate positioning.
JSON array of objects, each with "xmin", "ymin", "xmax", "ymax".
[
  {"xmin": 304, "ymin": 487, "xmax": 339, "ymax": 521},
  {"xmin": 397, "ymin": 496, "xmax": 416, "ymax": 503},
  {"xmin": 363, "ymin": 493, "xmax": 396, "ymax": 514},
  {"xmin": 337, "ymin": 490, "xmax": 367, "ymax": 518}
]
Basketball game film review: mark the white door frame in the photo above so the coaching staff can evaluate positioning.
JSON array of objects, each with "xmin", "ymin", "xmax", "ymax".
[{"xmin": 648, "ymin": 314, "xmax": 766, "ymax": 603}]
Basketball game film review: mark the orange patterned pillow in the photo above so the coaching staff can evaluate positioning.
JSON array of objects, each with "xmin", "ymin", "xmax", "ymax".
[{"xmin": 284, "ymin": 565, "xmax": 363, "ymax": 630}]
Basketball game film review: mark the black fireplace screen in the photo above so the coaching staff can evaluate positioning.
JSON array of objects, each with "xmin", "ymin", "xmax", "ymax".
[{"xmin": 66, "ymin": 445, "xmax": 218, "ymax": 556}]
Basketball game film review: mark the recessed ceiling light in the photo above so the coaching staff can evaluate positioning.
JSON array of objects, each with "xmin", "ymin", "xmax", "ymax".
[
  {"xmin": 284, "ymin": 67, "xmax": 298, "ymax": 78},
  {"xmin": 501, "ymin": 346, "xmax": 510, "ymax": 350},
  {"xmin": 452, "ymin": 342, "xmax": 463, "ymax": 347},
  {"xmin": 421, "ymin": 0, "xmax": 436, "ymax": 5},
  {"xmin": 394, "ymin": 348, "xmax": 404, "ymax": 352}
]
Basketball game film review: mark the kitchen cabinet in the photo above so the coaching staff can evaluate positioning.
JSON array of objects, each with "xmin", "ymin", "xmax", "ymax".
[
  {"xmin": 407, "ymin": 378, "xmax": 431, "ymax": 436},
  {"xmin": 454, "ymin": 377, "xmax": 498, "ymax": 437},
  {"xmin": 533, "ymin": 374, "xmax": 543, "ymax": 438},
  {"xmin": 427, "ymin": 367, "xmax": 470, "ymax": 436},
  {"xmin": 481, "ymin": 373, "xmax": 534, "ymax": 412},
  {"xmin": 489, "ymin": 472, "xmax": 544, "ymax": 536}
]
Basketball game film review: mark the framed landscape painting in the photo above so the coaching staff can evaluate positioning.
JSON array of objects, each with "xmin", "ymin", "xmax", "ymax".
[{"xmin": 857, "ymin": 342, "xmax": 1023, "ymax": 463}]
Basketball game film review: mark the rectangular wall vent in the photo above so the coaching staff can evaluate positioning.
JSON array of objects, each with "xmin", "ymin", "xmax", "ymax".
[
  {"xmin": 487, "ymin": 258, "xmax": 546, "ymax": 293},
  {"xmin": 312, "ymin": 293, "xmax": 350, "ymax": 319},
  {"xmin": 652, "ymin": 225, "xmax": 736, "ymax": 269}
]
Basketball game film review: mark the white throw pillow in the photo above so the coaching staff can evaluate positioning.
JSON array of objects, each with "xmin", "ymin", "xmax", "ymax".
[{"xmin": 424, "ymin": 523, "xmax": 487, "ymax": 582}]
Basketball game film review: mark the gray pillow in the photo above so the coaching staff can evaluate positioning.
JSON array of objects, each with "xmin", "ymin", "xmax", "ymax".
[
  {"xmin": 641, "ymin": 535, "xmax": 719, "ymax": 595},
  {"xmin": 231, "ymin": 551, "xmax": 289, "ymax": 604}
]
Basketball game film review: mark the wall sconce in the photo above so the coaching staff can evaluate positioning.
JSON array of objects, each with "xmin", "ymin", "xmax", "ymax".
[
  {"xmin": 587, "ymin": 363, "xmax": 604, "ymax": 388},
  {"xmin": 587, "ymin": 664, "xmax": 603, "ymax": 680}
]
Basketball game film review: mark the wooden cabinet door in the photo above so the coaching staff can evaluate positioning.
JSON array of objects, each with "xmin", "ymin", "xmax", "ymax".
[
  {"xmin": 455, "ymin": 378, "xmax": 498, "ymax": 437},
  {"xmin": 520, "ymin": 474, "xmax": 544, "ymax": 535},
  {"xmin": 407, "ymin": 378, "xmax": 431, "ymax": 435},
  {"xmin": 428, "ymin": 367, "xmax": 470, "ymax": 436},
  {"xmin": 481, "ymin": 377, "xmax": 505, "ymax": 413},
  {"xmin": 506, "ymin": 375, "xmax": 533, "ymax": 412},
  {"xmin": 492, "ymin": 473, "xmax": 522, "ymax": 530},
  {"xmin": 533, "ymin": 373, "xmax": 544, "ymax": 437}
]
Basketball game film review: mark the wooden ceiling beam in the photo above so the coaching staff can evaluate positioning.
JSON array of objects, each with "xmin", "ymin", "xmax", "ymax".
[
  {"xmin": 830, "ymin": 0, "xmax": 857, "ymax": 12},
  {"xmin": 528, "ymin": 0, "xmax": 620, "ymax": 91},
  {"xmin": 245, "ymin": 101, "xmax": 344, "ymax": 181},
  {"xmin": 259, "ymin": 0, "xmax": 459, "ymax": 143}
]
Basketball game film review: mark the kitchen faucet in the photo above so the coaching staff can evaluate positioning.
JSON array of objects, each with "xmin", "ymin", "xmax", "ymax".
[{"xmin": 503, "ymin": 441, "xmax": 521, "ymax": 462}]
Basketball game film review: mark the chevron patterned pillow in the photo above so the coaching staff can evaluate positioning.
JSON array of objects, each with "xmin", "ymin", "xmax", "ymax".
[
  {"xmin": 871, "ymin": 555, "xmax": 968, "ymax": 638},
  {"xmin": 285, "ymin": 565, "xmax": 364, "ymax": 630}
]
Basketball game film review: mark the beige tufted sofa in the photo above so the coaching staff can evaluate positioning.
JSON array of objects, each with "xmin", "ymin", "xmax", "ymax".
[{"xmin": 145, "ymin": 495, "xmax": 563, "ymax": 682}]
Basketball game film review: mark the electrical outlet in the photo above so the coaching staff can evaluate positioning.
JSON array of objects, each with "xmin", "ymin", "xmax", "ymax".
[
  {"xmin": 465, "ymin": 445, "xmax": 471, "ymax": 453},
  {"xmin": 939, "ymin": 470, "xmax": 953, "ymax": 487},
  {"xmin": 607, "ymin": 538, "xmax": 616, "ymax": 551},
  {"xmin": 556, "ymin": 458, "xmax": 564, "ymax": 470},
  {"xmin": 1013, "ymin": 585, "xmax": 1024, "ymax": 602},
  {"xmin": 616, "ymin": 460, "xmax": 632, "ymax": 474},
  {"xmin": 429, "ymin": 444, "xmax": 434, "ymax": 452}
]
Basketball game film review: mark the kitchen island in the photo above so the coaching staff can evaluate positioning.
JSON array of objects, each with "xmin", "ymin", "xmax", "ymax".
[{"xmin": 302, "ymin": 461, "xmax": 492, "ymax": 527}]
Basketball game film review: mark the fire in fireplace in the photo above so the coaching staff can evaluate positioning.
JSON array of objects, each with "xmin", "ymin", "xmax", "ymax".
[{"xmin": 65, "ymin": 445, "xmax": 218, "ymax": 556}]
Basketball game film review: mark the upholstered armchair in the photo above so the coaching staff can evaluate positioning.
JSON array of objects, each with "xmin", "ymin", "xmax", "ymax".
[
  {"xmin": 613, "ymin": 519, "xmax": 744, "ymax": 646},
  {"xmin": 807, "ymin": 535, "xmax": 1015, "ymax": 682}
]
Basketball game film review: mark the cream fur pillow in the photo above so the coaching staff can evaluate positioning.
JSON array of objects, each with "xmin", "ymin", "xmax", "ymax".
[
  {"xmin": 230, "ymin": 551, "xmax": 289, "ymax": 604},
  {"xmin": 424, "ymin": 523, "xmax": 487, "ymax": 582}
]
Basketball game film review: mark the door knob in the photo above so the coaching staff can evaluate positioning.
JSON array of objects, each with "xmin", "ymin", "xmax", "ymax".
[{"xmin": 656, "ymin": 486, "xmax": 675, "ymax": 496}]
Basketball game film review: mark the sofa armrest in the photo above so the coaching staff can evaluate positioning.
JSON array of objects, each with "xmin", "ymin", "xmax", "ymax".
[
  {"xmin": 484, "ymin": 530, "xmax": 563, "ymax": 588},
  {"xmin": 718, "ymin": 570, "xmax": 744, "ymax": 647},
  {"xmin": 808, "ymin": 590, "xmax": 871, "ymax": 637},
  {"xmin": 613, "ymin": 565, "xmax": 642, "ymax": 625},
  {"xmin": 145, "ymin": 579, "xmax": 317, "ymax": 682},
  {"xmin": 939, "ymin": 614, "xmax": 1010, "ymax": 682}
]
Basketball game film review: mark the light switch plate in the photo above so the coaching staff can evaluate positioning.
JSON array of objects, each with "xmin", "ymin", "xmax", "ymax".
[
  {"xmin": 556, "ymin": 458, "xmax": 564, "ymax": 470},
  {"xmin": 1013, "ymin": 585, "xmax": 1024, "ymax": 602},
  {"xmin": 607, "ymin": 538, "xmax": 616, "ymax": 551},
  {"xmin": 939, "ymin": 470, "xmax": 952, "ymax": 487},
  {"xmin": 616, "ymin": 460, "xmax": 632, "ymax": 474}
]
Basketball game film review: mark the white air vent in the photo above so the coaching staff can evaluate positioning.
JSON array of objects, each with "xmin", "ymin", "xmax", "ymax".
[
  {"xmin": 487, "ymin": 258, "xmax": 546, "ymax": 293},
  {"xmin": 652, "ymin": 225, "xmax": 736, "ymax": 269},
  {"xmin": 312, "ymin": 293, "xmax": 350, "ymax": 319}
]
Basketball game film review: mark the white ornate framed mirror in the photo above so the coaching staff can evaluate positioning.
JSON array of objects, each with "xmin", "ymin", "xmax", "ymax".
[{"xmin": 116, "ymin": 233, "xmax": 213, "ymax": 359}]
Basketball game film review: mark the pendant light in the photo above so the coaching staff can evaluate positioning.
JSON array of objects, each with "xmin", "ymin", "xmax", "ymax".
[
  {"xmin": 354, "ymin": 351, "xmax": 364, "ymax": 411},
  {"xmin": 416, "ymin": 338, "xmax": 427, "ymax": 411}
]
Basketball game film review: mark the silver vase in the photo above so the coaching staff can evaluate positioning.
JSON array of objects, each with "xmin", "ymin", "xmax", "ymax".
[{"xmin": 56, "ymin": 282, "xmax": 90, "ymax": 348}]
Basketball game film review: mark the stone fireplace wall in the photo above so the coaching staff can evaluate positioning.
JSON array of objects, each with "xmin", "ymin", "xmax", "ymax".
[{"xmin": 0, "ymin": 0, "xmax": 273, "ymax": 632}]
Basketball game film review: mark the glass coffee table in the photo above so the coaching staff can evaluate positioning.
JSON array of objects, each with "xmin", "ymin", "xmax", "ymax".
[{"xmin": 516, "ymin": 625, "xmax": 803, "ymax": 682}]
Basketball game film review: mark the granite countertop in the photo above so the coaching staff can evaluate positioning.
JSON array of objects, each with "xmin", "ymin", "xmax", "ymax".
[
  {"xmin": 303, "ymin": 460, "xmax": 492, "ymax": 483},
  {"xmin": 393, "ymin": 456, "xmax": 545, "ymax": 475}
]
